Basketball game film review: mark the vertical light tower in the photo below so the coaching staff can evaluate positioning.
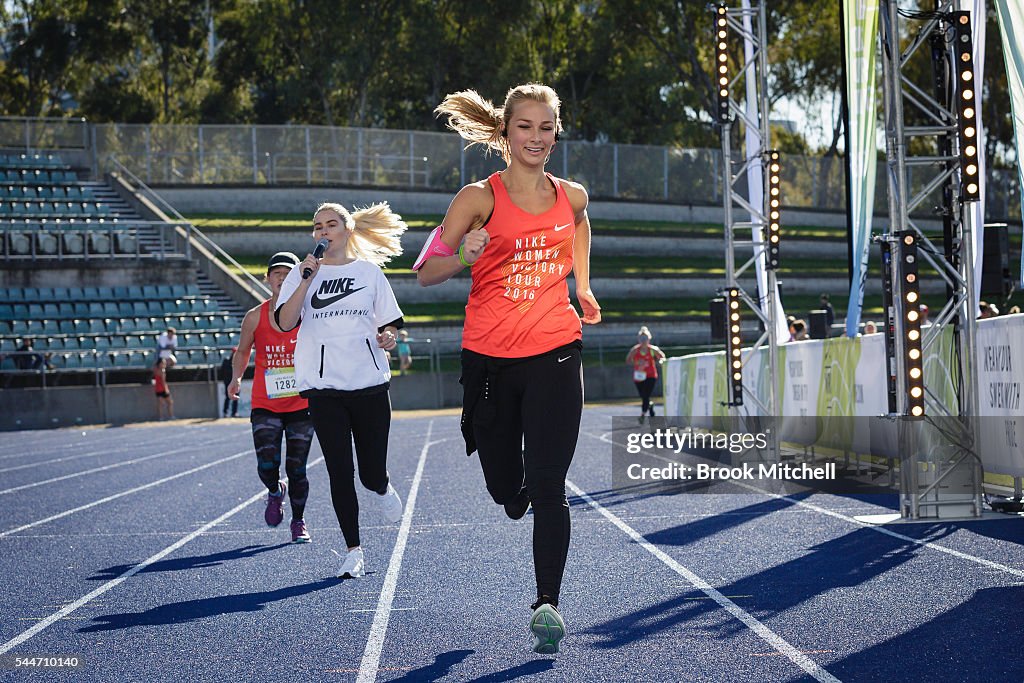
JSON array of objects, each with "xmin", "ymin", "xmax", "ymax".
[
  {"xmin": 712, "ymin": 1, "xmax": 780, "ymax": 430},
  {"xmin": 726, "ymin": 287, "xmax": 743, "ymax": 406},
  {"xmin": 766, "ymin": 150, "xmax": 781, "ymax": 270},
  {"xmin": 877, "ymin": 0, "xmax": 983, "ymax": 518}
]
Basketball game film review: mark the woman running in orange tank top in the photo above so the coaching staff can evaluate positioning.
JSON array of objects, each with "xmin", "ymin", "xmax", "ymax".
[{"xmin": 417, "ymin": 83, "xmax": 601, "ymax": 655}]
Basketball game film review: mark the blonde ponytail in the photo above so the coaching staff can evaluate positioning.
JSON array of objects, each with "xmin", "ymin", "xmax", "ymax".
[
  {"xmin": 314, "ymin": 201, "xmax": 406, "ymax": 267},
  {"xmin": 436, "ymin": 84, "xmax": 565, "ymax": 165},
  {"xmin": 435, "ymin": 89, "xmax": 506, "ymax": 159}
]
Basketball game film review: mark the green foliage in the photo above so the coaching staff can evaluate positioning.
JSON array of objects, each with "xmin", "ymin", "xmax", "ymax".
[{"xmin": 0, "ymin": 0, "xmax": 1015, "ymax": 155}]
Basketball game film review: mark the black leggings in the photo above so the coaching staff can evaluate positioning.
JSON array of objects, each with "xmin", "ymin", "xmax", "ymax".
[
  {"xmin": 464, "ymin": 344, "xmax": 583, "ymax": 604},
  {"xmin": 306, "ymin": 390, "xmax": 392, "ymax": 548},
  {"xmin": 635, "ymin": 377, "xmax": 656, "ymax": 415},
  {"xmin": 250, "ymin": 408, "xmax": 314, "ymax": 519}
]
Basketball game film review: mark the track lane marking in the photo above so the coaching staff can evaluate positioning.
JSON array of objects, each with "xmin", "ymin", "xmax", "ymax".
[
  {"xmin": 565, "ymin": 477, "xmax": 842, "ymax": 683},
  {"xmin": 588, "ymin": 428, "xmax": 1024, "ymax": 579},
  {"xmin": 0, "ymin": 457, "xmax": 324, "ymax": 654},
  {"xmin": 0, "ymin": 450, "xmax": 251, "ymax": 538},
  {"xmin": 0, "ymin": 432, "xmax": 241, "ymax": 475},
  {"xmin": 0, "ymin": 436, "xmax": 242, "ymax": 495},
  {"xmin": 356, "ymin": 422, "xmax": 437, "ymax": 683}
]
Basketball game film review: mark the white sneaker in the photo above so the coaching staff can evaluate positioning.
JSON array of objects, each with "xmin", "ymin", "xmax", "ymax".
[
  {"xmin": 338, "ymin": 547, "xmax": 365, "ymax": 578},
  {"xmin": 379, "ymin": 483, "xmax": 404, "ymax": 523}
]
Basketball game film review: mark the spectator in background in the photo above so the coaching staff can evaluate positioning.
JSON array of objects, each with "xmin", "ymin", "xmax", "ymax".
[
  {"xmin": 13, "ymin": 338, "xmax": 50, "ymax": 370},
  {"xmin": 396, "ymin": 329, "xmax": 412, "ymax": 375},
  {"xmin": 1008, "ymin": 305, "xmax": 1020, "ymax": 315},
  {"xmin": 819, "ymin": 293, "xmax": 834, "ymax": 327},
  {"xmin": 626, "ymin": 326, "xmax": 666, "ymax": 423},
  {"xmin": 919, "ymin": 304, "xmax": 930, "ymax": 326},
  {"xmin": 791, "ymin": 319, "xmax": 808, "ymax": 341},
  {"xmin": 219, "ymin": 348, "xmax": 238, "ymax": 417},
  {"xmin": 153, "ymin": 357, "xmax": 174, "ymax": 420},
  {"xmin": 157, "ymin": 326, "xmax": 178, "ymax": 368},
  {"xmin": 863, "ymin": 321, "xmax": 878, "ymax": 335}
]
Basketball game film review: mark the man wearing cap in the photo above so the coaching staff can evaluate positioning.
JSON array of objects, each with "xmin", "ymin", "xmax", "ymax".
[{"xmin": 228, "ymin": 252, "xmax": 316, "ymax": 543}]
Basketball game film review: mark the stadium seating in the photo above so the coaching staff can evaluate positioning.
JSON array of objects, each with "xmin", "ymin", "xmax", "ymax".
[{"xmin": 0, "ymin": 285, "xmax": 239, "ymax": 370}]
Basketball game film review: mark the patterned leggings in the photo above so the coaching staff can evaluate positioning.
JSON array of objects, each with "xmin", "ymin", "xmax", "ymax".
[{"xmin": 251, "ymin": 408, "xmax": 315, "ymax": 519}]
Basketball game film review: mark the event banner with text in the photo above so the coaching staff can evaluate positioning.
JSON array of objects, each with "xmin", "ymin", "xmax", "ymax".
[{"xmin": 663, "ymin": 315, "xmax": 1024, "ymax": 477}]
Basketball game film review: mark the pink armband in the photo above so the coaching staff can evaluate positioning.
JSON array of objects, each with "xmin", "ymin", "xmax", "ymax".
[{"xmin": 412, "ymin": 225, "xmax": 455, "ymax": 271}]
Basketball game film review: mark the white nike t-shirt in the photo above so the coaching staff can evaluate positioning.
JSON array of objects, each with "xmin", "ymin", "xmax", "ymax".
[{"xmin": 276, "ymin": 259, "xmax": 403, "ymax": 393}]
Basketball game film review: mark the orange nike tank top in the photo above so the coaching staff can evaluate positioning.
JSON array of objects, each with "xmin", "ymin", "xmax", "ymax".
[
  {"xmin": 252, "ymin": 301, "xmax": 308, "ymax": 412},
  {"xmin": 461, "ymin": 172, "xmax": 582, "ymax": 358}
]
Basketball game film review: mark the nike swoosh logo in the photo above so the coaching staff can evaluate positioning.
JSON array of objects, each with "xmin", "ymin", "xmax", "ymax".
[
  {"xmin": 310, "ymin": 287, "xmax": 366, "ymax": 309},
  {"xmin": 553, "ymin": 223, "xmax": 572, "ymax": 231},
  {"xmin": 558, "ymin": 356, "xmax": 572, "ymax": 363},
  {"xmin": 290, "ymin": 339, "xmax": 298, "ymax": 344}
]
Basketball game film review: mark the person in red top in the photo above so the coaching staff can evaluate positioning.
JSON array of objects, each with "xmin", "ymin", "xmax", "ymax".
[
  {"xmin": 229, "ymin": 252, "xmax": 316, "ymax": 544},
  {"xmin": 625, "ymin": 325, "xmax": 666, "ymax": 423},
  {"xmin": 152, "ymin": 357, "xmax": 173, "ymax": 420},
  {"xmin": 417, "ymin": 83, "xmax": 601, "ymax": 654}
]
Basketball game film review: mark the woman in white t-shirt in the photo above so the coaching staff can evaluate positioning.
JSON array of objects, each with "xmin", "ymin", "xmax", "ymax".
[{"xmin": 276, "ymin": 202, "xmax": 407, "ymax": 579}]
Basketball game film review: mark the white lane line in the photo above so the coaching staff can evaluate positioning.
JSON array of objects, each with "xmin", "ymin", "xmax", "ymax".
[
  {"xmin": 0, "ymin": 433, "xmax": 241, "ymax": 474},
  {"xmin": 0, "ymin": 438, "xmax": 242, "ymax": 495},
  {"xmin": 356, "ymin": 422, "xmax": 436, "ymax": 683},
  {"xmin": 590, "ymin": 429, "xmax": 1024, "ymax": 579},
  {"xmin": 565, "ymin": 478, "xmax": 842, "ymax": 683},
  {"xmin": 0, "ymin": 423, "xmax": 235, "ymax": 462},
  {"xmin": 0, "ymin": 456, "xmax": 324, "ymax": 654},
  {"xmin": 0, "ymin": 450, "xmax": 250, "ymax": 538}
]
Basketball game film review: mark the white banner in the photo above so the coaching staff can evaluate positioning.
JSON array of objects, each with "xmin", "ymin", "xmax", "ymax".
[
  {"xmin": 665, "ymin": 314, "xmax": 1024, "ymax": 477},
  {"xmin": 843, "ymin": 0, "xmax": 880, "ymax": 337},
  {"xmin": 994, "ymin": 0, "xmax": 1024, "ymax": 287}
]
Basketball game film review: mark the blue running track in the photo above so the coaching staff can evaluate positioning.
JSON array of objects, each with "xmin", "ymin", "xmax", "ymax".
[{"xmin": 0, "ymin": 404, "xmax": 1022, "ymax": 682}]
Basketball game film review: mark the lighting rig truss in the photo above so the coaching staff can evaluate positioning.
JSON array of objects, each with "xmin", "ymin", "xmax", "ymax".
[
  {"xmin": 878, "ymin": 0, "xmax": 983, "ymax": 518},
  {"xmin": 713, "ymin": 1, "xmax": 780, "ymax": 425}
]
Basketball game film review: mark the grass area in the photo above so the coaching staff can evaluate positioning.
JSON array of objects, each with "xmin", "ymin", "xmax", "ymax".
[
  {"xmin": 329, "ymin": 295, "xmax": 892, "ymax": 326},
  {"xmin": 227, "ymin": 252, "xmax": 894, "ymax": 279},
  {"xmin": 206, "ymin": 211, "xmax": 1020, "ymax": 325}
]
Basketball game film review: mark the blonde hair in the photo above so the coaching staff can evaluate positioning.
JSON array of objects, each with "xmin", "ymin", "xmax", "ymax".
[
  {"xmin": 637, "ymin": 326, "xmax": 653, "ymax": 340},
  {"xmin": 435, "ymin": 83, "xmax": 563, "ymax": 163},
  {"xmin": 313, "ymin": 202, "xmax": 406, "ymax": 267}
]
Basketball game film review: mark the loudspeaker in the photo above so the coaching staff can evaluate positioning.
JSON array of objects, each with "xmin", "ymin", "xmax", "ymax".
[
  {"xmin": 709, "ymin": 298, "xmax": 726, "ymax": 342},
  {"xmin": 808, "ymin": 310, "xmax": 829, "ymax": 339},
  {"xmin": 980, "ymin": 226, "xmax": 1011, "ymax": 297}
]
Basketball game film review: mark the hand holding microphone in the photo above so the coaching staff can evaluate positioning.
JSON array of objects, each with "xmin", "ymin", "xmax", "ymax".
[{"xmin": 302, "ymin": 238, "xmax": 329, "ymax": 279}]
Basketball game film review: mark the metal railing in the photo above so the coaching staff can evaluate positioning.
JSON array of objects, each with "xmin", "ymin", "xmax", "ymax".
[
  {"xmin": 106, "ymin": 157, "xmax": 269, "ymax": 296},
  {"xmin": 0, "ymin": 116, "xmax": 89, "ymax": 151},
  {"xmin": 2, "ymin": 116, "xmax": 1020, "ymax": 220}
]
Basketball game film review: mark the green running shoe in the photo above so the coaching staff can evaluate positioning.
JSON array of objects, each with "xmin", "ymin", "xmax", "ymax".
[{"xmin": 529, "ymin": 601, "xmax": 565, "ymax": 654}]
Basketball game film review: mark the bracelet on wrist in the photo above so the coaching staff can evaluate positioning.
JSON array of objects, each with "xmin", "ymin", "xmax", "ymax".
[{"xmin": 458, "ymin": 244, "xmax": 473, "ymax": 268}]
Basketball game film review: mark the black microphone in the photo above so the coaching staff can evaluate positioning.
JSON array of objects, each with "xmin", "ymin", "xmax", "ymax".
[{"xmin": 303, "ymin": 238, "xmax": 329, "ymax": 279}]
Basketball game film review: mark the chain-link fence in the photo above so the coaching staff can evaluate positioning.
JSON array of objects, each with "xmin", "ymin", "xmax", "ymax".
[{"xmin": 1, "ymin": 117, "xmax": 1019, "ymax": 220}]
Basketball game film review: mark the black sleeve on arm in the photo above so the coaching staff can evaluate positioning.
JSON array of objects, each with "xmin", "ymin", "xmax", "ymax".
[
  {"xmin": 274, "ymin": 307, "xmax": 301, "ymax": 332},
  {"xmin": 378, "ymin": 317, "xmax": 405, "ymax": 333}
]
